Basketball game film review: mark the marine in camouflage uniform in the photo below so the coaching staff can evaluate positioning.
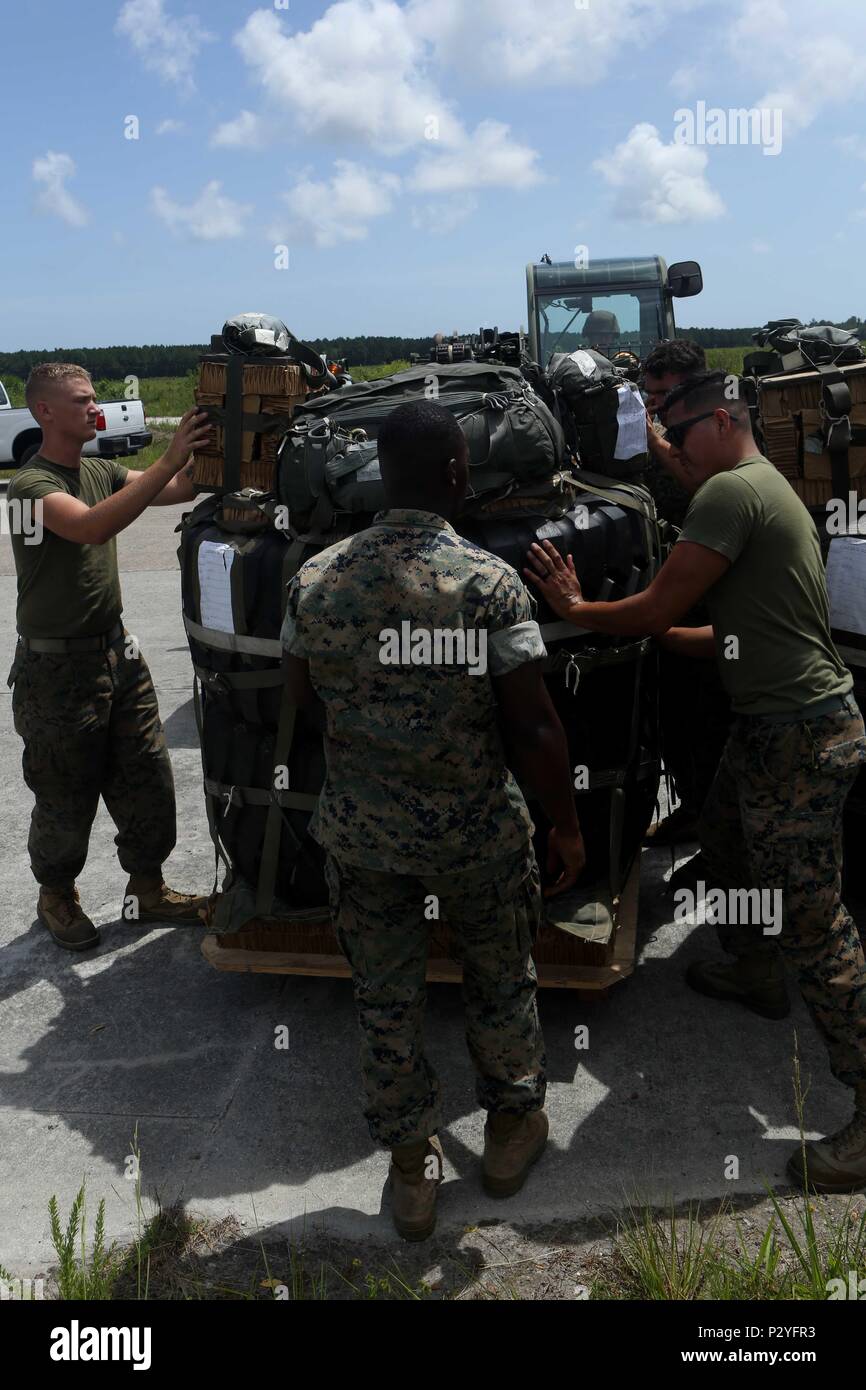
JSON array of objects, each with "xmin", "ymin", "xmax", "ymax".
[
  {"xmin": 6, "ymin": 367, "xmax": 212, "ymax": 950},
  {"xmin": 282, "ymin": 400, "xmax": 584, "ymax": 1238},
  {"xmin": 283, "ymin": 517, "xmax": 548, "ymax": 1141}
]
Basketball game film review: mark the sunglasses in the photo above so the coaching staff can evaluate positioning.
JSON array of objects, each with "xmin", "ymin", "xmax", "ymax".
[{"xmin": 666, "ymin": 410, "xmax": 740, "ymax": 450}]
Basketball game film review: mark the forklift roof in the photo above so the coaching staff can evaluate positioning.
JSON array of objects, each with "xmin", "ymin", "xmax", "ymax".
[{"xmin": 529, "ymin": 256, "xmax": 668, "ymax": 290}]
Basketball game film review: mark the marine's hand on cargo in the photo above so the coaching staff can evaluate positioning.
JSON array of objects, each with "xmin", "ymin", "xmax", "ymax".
[
  {"xmin": 526, "ymin": 534, "xmax": 728, "ymax": 640},
  {"xmin": 145, "ymin": 408, "xmax": 215, "ymax": 507},
  {"xmin": 524, "ymin": 540, "xmax": 585, "ymax": 620},
  {"xmin": 163, "ymin": 407, "xmax": 214, "ymax": 474}
]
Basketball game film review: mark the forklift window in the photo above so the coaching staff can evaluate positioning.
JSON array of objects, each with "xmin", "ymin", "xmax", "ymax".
[{"xmin": 538, "ymin": 289, "xmax": 663, "ymax": 365}]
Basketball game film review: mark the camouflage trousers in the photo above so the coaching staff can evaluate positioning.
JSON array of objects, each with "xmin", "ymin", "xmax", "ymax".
[
  {"xmin": 8, "ymin": 638, "xmax": 176, "ymax": 889},
  {"xmin": 325, "ymin": 848, "xmax": 547, "ymax": 1147},
  {"xmin": 698, "ymin": 694, "xmax": 866, "ymax": 1089}
]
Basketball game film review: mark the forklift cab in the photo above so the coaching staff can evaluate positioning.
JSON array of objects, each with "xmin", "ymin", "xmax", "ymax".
[{"xmin": 526, "ymin": 256, "xmax": 703, "ymax": 368}]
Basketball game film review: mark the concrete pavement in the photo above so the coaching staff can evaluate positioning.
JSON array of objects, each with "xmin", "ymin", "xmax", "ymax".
[{"xmin": 0, "ymin": 503, "xmax": 853, "ymax": 1278}]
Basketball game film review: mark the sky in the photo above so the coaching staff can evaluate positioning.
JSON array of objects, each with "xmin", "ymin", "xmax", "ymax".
[{"xmin": 2, "ymin": 0, "xmax": 866, "ymax": 350}]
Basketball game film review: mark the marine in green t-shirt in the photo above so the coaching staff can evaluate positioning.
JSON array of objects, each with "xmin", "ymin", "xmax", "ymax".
[
  {"xmin": 523, "ymin": 369, "xmax": 866, "ymax": 1194},
  {"xmin": 677, "ymin": 455, "xmax": 851, "ymax": 715},
  {"xmin": 8, "ymin": 454, "xmax": 128, "ymax": 639}
]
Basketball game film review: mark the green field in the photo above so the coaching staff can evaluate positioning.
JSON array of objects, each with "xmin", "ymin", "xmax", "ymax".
[{"xmin": 0, "ymin": 360, "xmax": 413, "ymax": 419}]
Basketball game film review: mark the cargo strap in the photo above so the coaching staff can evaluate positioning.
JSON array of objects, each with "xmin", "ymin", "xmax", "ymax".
[
  {"xmin": 203, "ymin": 778, "xmax": 318, "ymax": 813},
  {"xmin": 545, "ymin": 638, "xmax": 650, "ymax": 676},
  {"xmin": 193, "ymin": 663, "xmax": 284, "ymax": 691},
  {"xmin": 183, "ymin": 614, "xmax": 282, "ymax": 659},
  {"xmin": 818, "ymin": 366, "xmax": 852, "ymax": 500},
  {"xmin": 198, "ymin": 403, "xmax": 293, "ymax": 435},
  {"xmin": 256, "ymin": 686, "xmax": 298, "ymax": 916},
  {"xmin": 223, "ymin": 353, "xmax": 244, "ymax": 494},
  {"xmin": 563, "ymin": 471, "xmax": 655, "ymax": 517},
  {"xmin": 192, "ymin": 675, "xmax": 233, "ymax": 896}
]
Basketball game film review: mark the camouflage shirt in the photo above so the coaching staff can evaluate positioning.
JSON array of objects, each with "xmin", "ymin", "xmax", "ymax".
[{"xmin": 281, "ymin": 508, "xmax": 545, "ymax": 873}]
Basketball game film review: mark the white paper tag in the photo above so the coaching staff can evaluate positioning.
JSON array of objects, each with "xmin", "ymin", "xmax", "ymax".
[
  {"xmin": 827, "ymin": 537, "xmax": 866, "ymax": 635},
  {"xmin": 198, "ymin": 541, "xmax": 236, "ymax": 634},
  {"xmin": 613, "ymin": 383, "xmax": 648, "ymax": 460}
]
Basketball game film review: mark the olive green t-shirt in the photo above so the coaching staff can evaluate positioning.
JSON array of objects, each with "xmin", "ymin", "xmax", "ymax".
[
  {"xmin": 7, "ymin": 454, "xmax": 128, "ymax": 639},
  {"xmin": 677, "ymin": 456, "xmax": 851, "ymax": 715}
]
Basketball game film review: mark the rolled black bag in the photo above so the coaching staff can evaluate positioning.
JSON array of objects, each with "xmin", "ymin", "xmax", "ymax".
[{"xmin": 548, "ymin": 348, "xmax": 648, "ymax": 477}]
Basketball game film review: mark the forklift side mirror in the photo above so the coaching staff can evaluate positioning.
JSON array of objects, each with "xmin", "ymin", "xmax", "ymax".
[{"xmin": 667, "ymin": 261, "xmax": 703, "ymax": 298}]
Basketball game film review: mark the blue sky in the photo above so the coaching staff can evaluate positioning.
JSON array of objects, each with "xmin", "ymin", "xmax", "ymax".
[{"xmin": 2, "ymin": 0, "xmax": 866, "ymax": 350}]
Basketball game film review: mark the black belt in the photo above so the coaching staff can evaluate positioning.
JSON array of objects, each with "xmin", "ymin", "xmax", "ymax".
[
  {"xmin": 738, "ymin": 693, "xmax": 855, "ymax": 726},
  {"xmin": 18, "ymin": 622, "xmax": 125, "ymax": 654}
]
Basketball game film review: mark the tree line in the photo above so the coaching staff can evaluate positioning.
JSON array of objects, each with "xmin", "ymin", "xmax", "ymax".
[{"xmin": 1, "ymin": 320, "xmax": 863, "ymax": 380}]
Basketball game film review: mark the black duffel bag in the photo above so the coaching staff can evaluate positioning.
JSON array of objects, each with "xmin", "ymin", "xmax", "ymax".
[{"xmin": 548, "ymin": 349, "xmax": 648, "ymax": 478}]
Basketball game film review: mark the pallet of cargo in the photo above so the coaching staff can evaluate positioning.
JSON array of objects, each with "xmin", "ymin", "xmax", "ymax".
[
  {"xmin": 199, "ymin": 855, "xmax": 641, "ymax": 996},
  {"xmin": 191, "ymin": 350, "xmax": 310, "ymax": 497},
  {"xmin": 759, "ymin": 360, "xmax": 866, "ymax": 503}
]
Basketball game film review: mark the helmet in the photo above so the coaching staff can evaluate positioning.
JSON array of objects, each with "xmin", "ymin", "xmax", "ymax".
[
  {"xmin": 222, "ymin": 312, "xmax": 291, "ymax": 356},
  {"xmin": 583, "ymin": 310, "xmax": 621, "ymax": 339}
]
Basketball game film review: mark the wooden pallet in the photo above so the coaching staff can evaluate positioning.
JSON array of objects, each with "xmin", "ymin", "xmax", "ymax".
[{"xmin": 200, "ymin": 856, "xmax": 640, "ymax": 993}]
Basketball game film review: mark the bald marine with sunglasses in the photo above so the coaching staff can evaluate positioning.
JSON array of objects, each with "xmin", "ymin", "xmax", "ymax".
[{"xmin": 524, "ymin": 369, "xmax": 866, "ymax": 1195}]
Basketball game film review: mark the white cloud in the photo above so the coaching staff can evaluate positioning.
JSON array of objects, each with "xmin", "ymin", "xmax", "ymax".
[
  {"xmin": 728, "ymin": 0, "xmax": 866, "ymax": 135},
  {"xmin": 116, "ymin": 0, "xmax": 212, "ymax": 89},
  {"xmin": 270, "ymin": 160, "xmax": 399, "ymax": 247},
  {"xmin": 232, "ymin": 3, "xmax": 462, "ymax": 155},
  {"xmin": 593, "ymin": 122, "xmax": 725, "ymax": 223},
  {"xmin": 211, "ymin": 110, "xmax": 264, "ymax": 149},
  {"xmin": 32, "ymin": 151, "xmax": 88, "ymax": 227},
  {"xmin": 669, "ymin": 64, "xmax": 703, "ymax": 98},
  {"xmin": 837, "ymin": 135, "xmax": 866, "ymax": 160},
  {"xmin": 410, "ymin": 195, "xmax": 478, "ymax": 235},
  {"xmin": 151, "ymin": 180, "xmax": 252, "ymax": 239},
  {"xmin": 751, "ymin": 239, "xmax": 772, "ymax": 254},
  {"xmin": 406, "ymin": 0, "xmax": 704, "ymax": 86},
  {"xmin": 411, "ymin": 120, "xmax": 543, "ymax": 194},
  {"xmin": 156, "ymin": 118, "xmax": 185, "ymax": 135}
]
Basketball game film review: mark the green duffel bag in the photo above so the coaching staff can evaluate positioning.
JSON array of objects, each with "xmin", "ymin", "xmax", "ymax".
[{"xmin": 278, "ymin": 361, "xmax": 566, "ymax": 525}]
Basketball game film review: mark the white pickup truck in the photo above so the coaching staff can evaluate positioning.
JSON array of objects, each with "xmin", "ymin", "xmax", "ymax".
[{"xmin": 0, "ymin": 378, "xmax": 152, "ymax": 468}]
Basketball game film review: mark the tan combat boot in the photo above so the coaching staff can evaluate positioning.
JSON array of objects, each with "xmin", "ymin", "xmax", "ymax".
[
  {"xmin": 482, "ymin": 1110, "xmax": 549, "ymax": 1198},
  {"xmin": 123, "ymin": 875, "xmax": 210, "ymax": 925},
  {"xmin": 37, "ymin": 886, "xmax": 100, "ymax": 952},
  {"xmin": 389, "ymin": 1135, "xmax": 444, "ymax": 1241},
  {"xmin": 787, "ymin": 1086, "xmax": 866, "ymax": 1193},
  {"xmin": 686, "ymin": 955, "xmax": 790, "ymax": 1020}
]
